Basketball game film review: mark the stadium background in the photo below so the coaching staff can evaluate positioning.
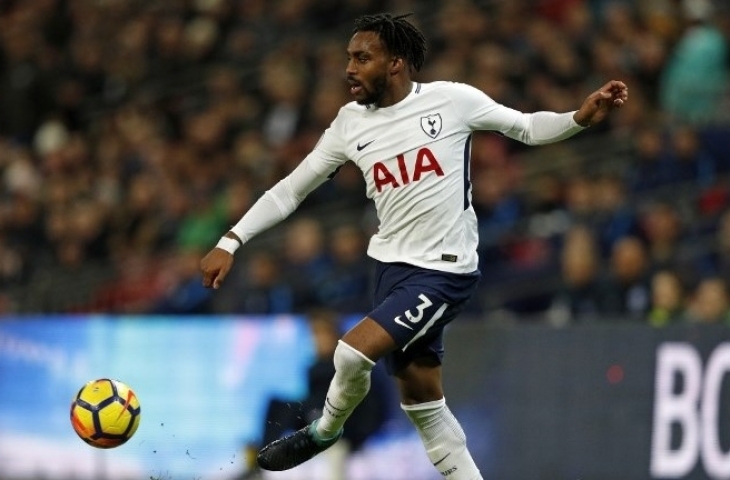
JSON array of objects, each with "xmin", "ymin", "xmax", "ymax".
[{"xmin": 1, "ymin": 0, "xmax": 730, "ymax": 479}]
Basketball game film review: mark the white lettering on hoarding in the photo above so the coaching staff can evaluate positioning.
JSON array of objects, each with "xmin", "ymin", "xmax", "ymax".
[
  {"xmin": 702, "ymin": 344, "xmax": 730, "ymax": 479},
  {"xmin": 650, "ymin": 342, "xmax": 730, "ymax": 479}
]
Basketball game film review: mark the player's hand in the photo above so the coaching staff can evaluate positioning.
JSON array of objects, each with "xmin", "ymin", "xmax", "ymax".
[
  {"xmin": 200, "ymin": 248, "xmax": 234, "ymax": 289},
  {"xmin": 573, "ymin": 80, "xmax": 628, "ymax": 127}
]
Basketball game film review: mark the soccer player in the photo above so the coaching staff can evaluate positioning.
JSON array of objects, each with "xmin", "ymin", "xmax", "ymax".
[{"xmin": 200, "ymin": 12, "xmax": 628, "ymax": 479}]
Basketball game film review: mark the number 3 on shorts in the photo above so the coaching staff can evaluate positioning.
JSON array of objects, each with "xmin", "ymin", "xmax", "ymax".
[{"xmin": 395, "ymin": 294, "xmax": 449, "ymax": 350}]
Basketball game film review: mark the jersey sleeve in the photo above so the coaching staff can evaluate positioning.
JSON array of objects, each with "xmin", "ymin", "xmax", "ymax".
[
  {"xmin": 445, "ymin": 82, "xmax": 586, "ymax": 145},
  {"xmin": 229, "ymin": 118, "xmax": 349, "ymax": 244},
  {"xmin": 446, "ymin": 82, "xmax": 523, "ymax": 132},
  {"xmin": 306, "ymin": 115, "xmax": 350, "ymax": 177}
]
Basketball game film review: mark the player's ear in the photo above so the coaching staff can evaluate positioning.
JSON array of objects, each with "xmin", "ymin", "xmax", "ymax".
[{"xmin": 390, "ymin": 56, "xmax": 404, "ymax": 75}]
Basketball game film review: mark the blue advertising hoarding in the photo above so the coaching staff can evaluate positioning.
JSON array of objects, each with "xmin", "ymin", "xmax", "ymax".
[{"xmin": 0, "ymin": 315, "xmax": 316, "ymax": 479}]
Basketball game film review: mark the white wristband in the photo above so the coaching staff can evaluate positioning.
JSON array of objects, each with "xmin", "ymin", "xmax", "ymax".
[{"xmin": 215, "ymin": 236, "xmax": 240, "ymax": 255}]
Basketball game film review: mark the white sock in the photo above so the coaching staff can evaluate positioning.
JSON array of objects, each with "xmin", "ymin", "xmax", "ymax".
[
  {"xmin": 402, "ymin": 398, "xmax": 483, "ymax": 480},
  {"xmin": 315, "ymin": 340, "xmax": 375, "ymax": 439}
]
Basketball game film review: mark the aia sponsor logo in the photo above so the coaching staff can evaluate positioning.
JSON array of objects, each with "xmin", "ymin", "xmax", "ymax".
[{"xmin": 372, "ymin": 147, "xmax": 444, "ymax": 192}]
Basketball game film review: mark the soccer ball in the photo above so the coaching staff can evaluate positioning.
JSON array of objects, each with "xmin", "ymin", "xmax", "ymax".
[{"xmin": 70, "ymin": 378, "xmax": 141, "ymax": 448}]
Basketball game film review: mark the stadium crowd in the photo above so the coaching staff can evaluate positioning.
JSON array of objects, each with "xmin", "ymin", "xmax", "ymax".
[{"xmin": 1, "ymin": 0, "xmax": 729, "ymax": 326}]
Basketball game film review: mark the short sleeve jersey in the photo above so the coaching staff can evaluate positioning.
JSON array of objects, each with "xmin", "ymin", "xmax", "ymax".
[{"xmin": 300, "ymin": 81, "xmax": 526, "ymax": 274}]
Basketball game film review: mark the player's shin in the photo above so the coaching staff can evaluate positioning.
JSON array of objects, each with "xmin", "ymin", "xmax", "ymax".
[
  {"xmin": 402, "ymin": 398, "xmax": 483, "ymax": 480},
  {"xmin": 315, "ymin": 340, "xmax": 375, "ymax": 439}
]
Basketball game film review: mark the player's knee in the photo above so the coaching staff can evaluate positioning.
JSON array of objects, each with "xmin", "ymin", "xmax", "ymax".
[
  {"xmin": 333, "ymin": 340, "xmax": 375, "ymax": 395},
  {"xmin": 333, "ymin": 340, "xmax": 375, "ymax": 373}
]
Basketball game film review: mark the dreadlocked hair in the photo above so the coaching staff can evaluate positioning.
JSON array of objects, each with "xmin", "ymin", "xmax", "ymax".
[{"xmin": 353, "ymin": 13, "xmax": 427, "ymax": 73}]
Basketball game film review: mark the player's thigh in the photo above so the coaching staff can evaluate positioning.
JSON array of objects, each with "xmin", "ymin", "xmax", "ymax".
[{"xmin": 341, "ymin": 316, "xmax": 398, "ymax": 363}]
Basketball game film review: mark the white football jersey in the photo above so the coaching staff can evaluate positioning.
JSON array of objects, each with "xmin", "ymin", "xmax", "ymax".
[
  {"xmin": 231, "ymin": 81, "xmax": 583, "ymax": 274},
  {"xmin": 302, "ymin": 81, "xmax": 585, "ymax": 274}
]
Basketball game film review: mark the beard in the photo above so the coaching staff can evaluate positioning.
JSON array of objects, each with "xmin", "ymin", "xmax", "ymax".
[{"xmin": 356, "ymin": 75, "xmax": 388, "ymax": 106}]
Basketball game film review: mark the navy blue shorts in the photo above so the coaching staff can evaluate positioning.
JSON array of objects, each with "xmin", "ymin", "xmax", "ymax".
[{"xmin": 368, "ymin": 261, "xmax": 480, "ymax": 374}]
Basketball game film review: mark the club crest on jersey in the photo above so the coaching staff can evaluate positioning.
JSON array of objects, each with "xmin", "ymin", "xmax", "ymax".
[{"xmin": 421, "ymin": 114, "xmax": 442, "ymax": 139}]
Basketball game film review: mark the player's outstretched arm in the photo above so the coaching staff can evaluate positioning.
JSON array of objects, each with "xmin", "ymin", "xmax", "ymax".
[
  {"xmin": 573, "ymin": 80, "xmax": 628, "ymax": 127},
  {"xmin": 199, "ymin": 154, "xmax": 337, "ymax": 290}
]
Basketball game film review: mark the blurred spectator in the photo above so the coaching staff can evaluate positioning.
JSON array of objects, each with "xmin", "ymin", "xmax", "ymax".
[
  {"xmin": 696, "ymin": 182, "xmax": 730, "ymax": 221},
  {"xmin": 219, "ymin": 177, "xmax": 256, "ymax": 234},
  {"xmin": 473, "ymin": 165, "xmax": 523, "ymax": 274},
  {"xmin": 563, "ymin": 174, "xmax": 596, "ymax": 226},
  {"xmin": 215, "ymin": 251, "xmax": 293, "ymax": 315},
  {"xmin": 638, "ymin": 202, "xmax": 690, "ymax": 278},
  {"xmin": 592, "ymin": 174, "xmax": 638, "ymax": 255},
  {"xmin": 88, "ymin": 253, "xmax": 168, "ymax": 313},
  {"xmin": 669, "ymin": 125, "xmax": 719, "ymax": 189},
  {"xmin": 627, "ymin": 125, "xmax": 681, "ymax": 196},
  {"xmin": 0, "ymin": 234, "xmax": 25, "ymax": 290},
  {"xmin": 599, "ymin": 236, "xmax": 652, "ymax": 321},
  {"xmin": 695, "ymin": 208, "xmax": 730, "ymax": 279},
  {"xmin": 317, "ymin": 224, "xmax": 373, "ymax": 314},
  {"xmin": 174, "ymin": 188, "xmax": 229, "ymax": 253},
  {"xmin": 548, "ymin": 225, "xmax": 603, "ymax": 325},
  {"xmin": 280, "ymin": 217, "xmax": 332, "ymax": 312},
  {"xmin": 684, "ymin": 277, "xmax": 730, "ymax": 324},
  {"xmin": 647, "ymin": 269, "xmax": 687, "ymax": 327},
  {"xmin": 660, "ymin": 0, "xmax": 729, "ymax": 125},
  {"xmin": 258, "ymin": 50, "xmax": 308, "ymax": 147},
  {"xmin": 525, "ymin": 173, "xmax": 565, "ymax": 218},
  {"xmin": 0, "ymin": 190, "xmax": 43, "ymax": 284},
  {"xmin": 149, "ymin": 248, "xmax": 213, "ymax": 314},
  {"xmin": 109, "ymin": 172, "xmax": 172, "ymax": 256}
]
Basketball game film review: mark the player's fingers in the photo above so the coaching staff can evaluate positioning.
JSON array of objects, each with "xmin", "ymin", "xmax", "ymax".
[
  {"xmin": 597, "ymin": 82, "xmax": 614, "ymax": 95},
  {"xmin": 213, "ymin": 264, "xmax": 231, "ymax": 289},
  {"xmin": 589, "ymin": 90, "xmax": 613, "ymax": 108},
  {"xmin": 200, "ymin": 259, "xmax": 219, "ymax": 287},
  {"xmin": 611, "ymin": 86, "xmax": 628, "ymax": 101},
  {"xmin": 201, "ymin": 269, "xmax": 214, "ymax": 288},
  {"xmin": 611, "ymin": 86, "xmax": 628, "ymax": 107},
  {"xmin": 606, "ymin": 80, "xmax": 627, "ymax": 91},
  {"xmin": 599, "ymin": 81, "xmax": 627, "ymax": 102}
]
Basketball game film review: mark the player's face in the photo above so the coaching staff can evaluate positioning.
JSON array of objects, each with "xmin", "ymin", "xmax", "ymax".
[{"xmin": 346, "ymin": 31, "xmax": 392, "ymax": 106}]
